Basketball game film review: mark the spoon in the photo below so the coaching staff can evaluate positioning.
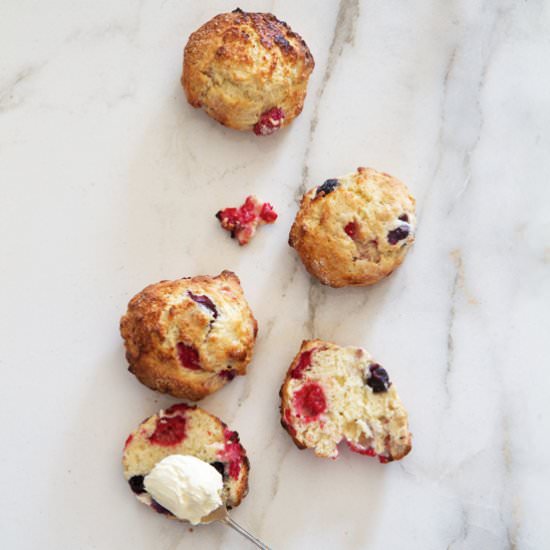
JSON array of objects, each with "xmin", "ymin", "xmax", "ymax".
[{"xmin": 202, "ymin": 504, "xmax": 271, "ymax": 549}]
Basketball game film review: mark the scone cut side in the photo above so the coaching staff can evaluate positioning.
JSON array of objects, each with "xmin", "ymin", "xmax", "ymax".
[
  {"xmin": 123, "ymin": 403, "xmax": 249, "ymax": 515},
  {"xmin": 280, "ymin": 339, "xmax": 412, "ymax": 462}
]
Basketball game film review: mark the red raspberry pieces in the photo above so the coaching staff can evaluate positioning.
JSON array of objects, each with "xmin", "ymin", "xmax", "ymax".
[
  {"xmin": 293, "ymin": 383, "xmax": 327, "ymax": 420},
  {"xmin": 219, "ymin": 429, "xmax": 244, "ymax": 480},
  {"xmin": 253, "ymin": 107, "xmax": 285, "ymax": 136},
  {"xmin": 259, "ymin": 202, "xmax": 277, "ymax": 223},
  {"xmin": 176, "ymin": 342, "xmax": 202, "ymax": 370},
  {"xmin": 346, "ymin": 441, "xmax": 376, "ymax": 457},
  {"xmin": 344, "ymin": 221, "xmax": 357, "ymax": 238},
  {"xmin": 283, "ymin": 408, "xmax": 297, "ymax": 436},
  {"xmin": 216, "ymin": 195, "xmax": 277, "ymax": 245},
  {"xmin": 149, "ymin": 414, "xmax": 187, "ymax": 446},
  {"xmin": 346, "ymin": 441, "xmax": 392, "ymax": 463},
  {"xmin": 290, "ymin": 349, "xmax": 314, "ymax": 379}
]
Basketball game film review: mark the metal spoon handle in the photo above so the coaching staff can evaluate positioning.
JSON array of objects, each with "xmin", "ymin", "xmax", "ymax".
[{"xmin": 220, "ymin": 516, "xmax": 271, "ymax": 549}]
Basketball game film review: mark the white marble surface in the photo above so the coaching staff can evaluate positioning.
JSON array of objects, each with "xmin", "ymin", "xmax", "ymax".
[{"xmin": 1, "ymin": 0, "xmax": 550, "ymax": 548}]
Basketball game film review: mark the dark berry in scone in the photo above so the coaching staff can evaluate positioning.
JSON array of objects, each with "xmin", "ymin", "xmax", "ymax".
[
  {"xmin": 182, "ymin": 9, "xmax": 314, "ymax": 134},
  {"xmin": 289, "ymin": 167, "xmax": 416, "ymax": 287},
  {"xmin": 280, "ymin": 339, "xmax": 412, "ymax": 462},
  {"xmin": 120, "ymin": 271, "xmax": 258, "ymax": 401},
  {"xmin": 216, "ymin": 196, "xmax": 277, "ymax": 245},
  {"xmin": 123, "ymin": 404, "xmax": 249, "ymax": 515}
]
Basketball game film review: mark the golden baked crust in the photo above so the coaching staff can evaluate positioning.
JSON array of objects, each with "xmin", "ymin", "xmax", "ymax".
[
  {"xmin": 120, "ymin": 271, "xmax": 258, "ymax": 401},
  {"xmin": 289, "ymin": 167, "xmax": 417, "ymax": 287},
  {"xmin": 280, "ymin": 339, "xmax": 412, "ymax": 461},
  {"xmin": 123, "ymin": 403, "xmax": 249, "ymax": 512},
  {"xmin": 182, "ymin": 8, "xmax": 314, "ymax": 133}
]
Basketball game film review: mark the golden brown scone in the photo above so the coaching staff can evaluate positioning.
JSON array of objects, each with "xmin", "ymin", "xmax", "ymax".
[
  {"xmin": 182, "ymin": 8, "xmax": 314, "ymax": 135},
  {"xmin": 289, "ymin": 167, "xmax": 417, "ymax": 287},
  {"xmin": 280, "ymin": 340, "xmax": 412, "ymax": 462},
  {"xmin": 120, "ymin": 271, "xmax": 257, "ymax": 401},
  {"xmin": 123, "ymin": 403, "xmax": 249, "ymax": 513}
]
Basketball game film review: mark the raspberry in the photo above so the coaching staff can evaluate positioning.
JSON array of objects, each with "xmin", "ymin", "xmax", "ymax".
[
  {"xmin": 344, "ymin": 221, "xmax": 357, "ymax": 238},
  {"xmin": 216, "ymin": 195, "xmax": 277, "ymax": 245},
  {"xmin": 220, "ymin": 429, "xmax": 243, "ymax": 480},
  {"xmin": 253, "ymin": 107, "xmax": 284, "ymax": 136},
  {"xmin": 283, "ymin": 408, "xmax": 297, "ymax": 436},
  {"xmin": 291, "ymin": 349, "xmax": 314, "ymax": 379},
  {"xmin": 293, "ymin": 383, "xmax": 327, "ymax": 419},
  {"xmin": 259, "ymin": 202, "xmax": 278, "ymax": 223},
  {"xmin": 176, "ymin": 343, "xmax": 202, "ymax": 370},
  {"xmin": 346, "ymin": 441, "xmax": 376, "ymax": 457},
  {"xmin": 149, "ymin": 415, "xmax": 187, "ymax": 446},
  {"xmin": 238, "ymin": 196, "xmax": 258, "ymax": 224}
]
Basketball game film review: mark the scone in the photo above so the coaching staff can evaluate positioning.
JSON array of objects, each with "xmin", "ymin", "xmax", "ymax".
[
  {"xmin": 280, "ymin": 339, "xmax": 412, "ymax": 462},
  {"xmin": 123, "ymin": 403, "xmax": 249, "ymax": 515},
  {"xmin": 289, "ymin": 167, "xmax": 416, "ymax": 287},
  {"xmin": 120, "ymin": 271, "xmax": 257, "ymax": 401},
  {"xmin": 182, "ymin": 8, "xmax": 314, "ymax": 135}
]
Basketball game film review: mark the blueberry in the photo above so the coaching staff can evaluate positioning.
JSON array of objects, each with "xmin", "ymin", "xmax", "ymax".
[
  {"xmin": 151, "ymin": 499, "xmax": 171, "ymax": 514},
  {"xmin": 315, "ymin": 179, "xmax": 339, "ymax": 197},
  {"xmin": 366, "ymin": 363, "xmax": 391, "ymax": 393},
  {"xmin": 387, "ymin": 225, "xmax": 409, "ymax": 245},
  {"xmin": 219, "ymin": 369, "xmax": 237, "ymax": 381},
  {"xmin": 128, "ymin": 475, "xmax": 145, "ymax": 495},
  {"xmin": 398, "ymin": 214, "xmax": 409, "ymax": 222},
  {"xmin": 210, "ymin": 461, "xmax": 226, "ymax": 477},
  {"xmin": 188, "ymin": 291, "xmax": 218, "ymax": 318}
]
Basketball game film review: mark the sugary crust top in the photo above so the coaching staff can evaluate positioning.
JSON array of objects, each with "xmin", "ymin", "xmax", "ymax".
[
  {"xmin": 289, "ymin": 167, "xmax": 417, "ymax": 287},
  {"xmin": 182, "ymin": 9, "xmax": 314, "ymax": 131},
  {"xmin": 120, "ymin": 271, "xmax": 258, "ymax": 401}
]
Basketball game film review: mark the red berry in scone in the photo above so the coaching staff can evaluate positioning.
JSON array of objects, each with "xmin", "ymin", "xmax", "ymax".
[
  {"xmin": 280, "ymin": 339, "xmax": 412, "ymax": 462},
  {"xmin": 253, "ymin": 107, "xmax": 285, "ymax": 136}
]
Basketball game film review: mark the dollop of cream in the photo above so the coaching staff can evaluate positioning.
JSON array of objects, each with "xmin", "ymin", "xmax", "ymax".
[{"xmin": 144, "ymin": 455, "xmax": 223, "ymax": 524}]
